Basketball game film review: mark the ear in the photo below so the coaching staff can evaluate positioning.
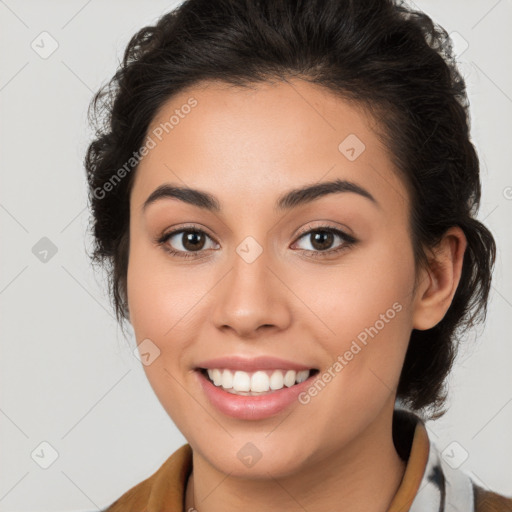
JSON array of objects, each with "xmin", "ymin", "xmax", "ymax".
[{"xmin": 412, "ymin": 226, "xmax": 467, "ymax": 331}]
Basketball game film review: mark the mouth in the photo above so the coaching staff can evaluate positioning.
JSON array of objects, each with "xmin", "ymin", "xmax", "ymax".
[
  {"xmin": 197, "ymin": 367, "xmax": 320, "ymax": 396},
  {"xmin": 193, "ymin": 355, "xmax": 321, "ymax": 420}
]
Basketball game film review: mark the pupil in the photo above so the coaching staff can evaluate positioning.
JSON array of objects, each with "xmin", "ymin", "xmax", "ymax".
[
  {"xmin": 312, "ymin": 231, "xmax": 333, "ymax": 251},
  {"xmin": 183, "ymin": 232, "xmax": 204, "ymax": 251}
]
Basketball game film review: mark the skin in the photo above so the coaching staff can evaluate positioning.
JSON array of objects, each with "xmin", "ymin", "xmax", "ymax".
[{"xmin": 126, "ymin": 78, "xmax": 467, "ymax": 512}]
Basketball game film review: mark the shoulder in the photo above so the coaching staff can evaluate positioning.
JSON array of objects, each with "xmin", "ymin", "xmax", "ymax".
[
  {"xmin": 101, "ymin": 463, "xmax": 162, "ymax": 512},
  {"xmin": 101, "ymin": 477, "xmax": 152, "ymax": 512},
  {"xmin": 473, "ymin": 483, "xmax": 512, "ymax": 512},
  {"xmin": 101, "ymin": 443, "xmax": 193, "ymax": 512}
]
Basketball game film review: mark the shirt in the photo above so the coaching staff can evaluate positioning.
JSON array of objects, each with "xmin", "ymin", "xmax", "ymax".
[{"xmin": 102, "ymin": 407, "xmax": 512, "ymax": 511}]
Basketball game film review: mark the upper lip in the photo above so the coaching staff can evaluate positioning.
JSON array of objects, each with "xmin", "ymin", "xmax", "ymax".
[{"xmin": 196, "ymin": 355, "xmax": 316, "ymax": 372}]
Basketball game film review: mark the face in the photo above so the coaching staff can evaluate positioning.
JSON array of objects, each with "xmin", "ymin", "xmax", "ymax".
[{"xmin": 127, "ymin": 78, "xmax": 420, "ymax": 478}]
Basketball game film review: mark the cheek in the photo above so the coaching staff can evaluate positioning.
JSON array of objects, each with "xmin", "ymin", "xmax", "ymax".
[
  {"xmin": 125, "ymin": 239, "xmax": 205, "ymax": 428},
  {"xmin": 126, "ymin": 234, "xmax": 211, "ymax": 339},
  {"xmin": 296, "ymin": 233, "xmax": 414, "ymax": 333},
  {"xmin": 297, "ymin": 235, "xmax": 416, "ymax": 385}
]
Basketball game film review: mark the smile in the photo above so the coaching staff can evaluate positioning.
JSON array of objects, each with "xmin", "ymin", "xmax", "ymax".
[
  {"xmin": 195, "ymin": 366, "xmax": 320, "ymax": 420},
  {"xmin": 202, "ymin": 368, "xmax": 315, "ymax": 395}
]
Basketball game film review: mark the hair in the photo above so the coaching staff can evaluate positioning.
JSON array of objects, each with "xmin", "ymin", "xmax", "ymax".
[{"xmin": 85, "ymin": 0, "xmax": 496, "ymax": 420}]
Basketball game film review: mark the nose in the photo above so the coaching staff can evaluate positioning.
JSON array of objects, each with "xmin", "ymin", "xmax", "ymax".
[{"xmin": 210, "ymin": 241, "xmax": 292, "ymax": 339}]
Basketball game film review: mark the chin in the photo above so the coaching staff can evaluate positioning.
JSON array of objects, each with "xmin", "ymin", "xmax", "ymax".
[{"xmin": 192, "ymin": 436, "xmax": 313, "ymax": 479}]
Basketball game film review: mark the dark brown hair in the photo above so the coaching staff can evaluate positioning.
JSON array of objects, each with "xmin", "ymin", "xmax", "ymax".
[{"xmin": 85, "ymin": 0, "xmax": 496, "ymax": 420}]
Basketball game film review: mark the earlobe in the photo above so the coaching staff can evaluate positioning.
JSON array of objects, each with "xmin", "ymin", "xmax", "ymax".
[{"xmin": 412, "ymin": 226, "xmax": 467, "ymax": 331}]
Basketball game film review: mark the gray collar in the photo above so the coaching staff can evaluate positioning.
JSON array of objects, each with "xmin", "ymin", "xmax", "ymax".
[{"xmin": 394, "ymin": 407, "xmax": 475, "ymax": 511}]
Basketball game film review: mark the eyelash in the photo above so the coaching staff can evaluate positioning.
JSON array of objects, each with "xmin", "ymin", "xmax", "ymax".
[{"xmin": 156, "ymin": 224, "xmax": 357, "ymax": 260}]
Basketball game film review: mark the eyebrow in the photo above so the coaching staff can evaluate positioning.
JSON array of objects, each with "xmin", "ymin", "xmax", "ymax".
[{"xmin": 142, "ymin": 178, "xmax": 379, "ymax": 213}]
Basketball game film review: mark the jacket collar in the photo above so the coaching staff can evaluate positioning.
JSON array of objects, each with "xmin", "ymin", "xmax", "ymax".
[
  {"xmin": 142, "ymin": 407, "xmax": 476, "ymax": 512},
  {"xmin": 391, "ymin": 407, "xmax": 475, "ymax": 512}
]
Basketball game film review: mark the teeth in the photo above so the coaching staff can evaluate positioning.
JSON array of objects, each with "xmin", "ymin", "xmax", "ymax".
[
  {"xmin": 211, "ymin": 369, "xmax": 222, "ymax": 386},
  {"xmin": 233, "ymin": 371, "xmax": 251, "ymax": 391},
  {"xmin": 284, "ymin": 370, "xmax": 296, "ymax": 387},
  {"xmin": 269, "ymin": 370, "xmax": 284, "ymax": 390},
  {"xmin": 251, "ymin": 371, "xmax": 270, "ymax": 392},
  {"xmin": 205, "ymin": 368, "xmax": 312, "ymax": 394},
  {"xmin": 296, "ymin": 370, "xmax": 309, "ymax": 383},
  {"xmin": 221, "ymin": 369, "xmax": 233, "ymax": 389}
]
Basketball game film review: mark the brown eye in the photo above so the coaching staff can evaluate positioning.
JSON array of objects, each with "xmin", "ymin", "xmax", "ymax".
[
  {"xmin": 292, "ymin": 226, "xmax": 357, "ymax": 259},
  {"xmin": 158, "ymin": 228, "xmax": 219, "ymax": 258},
  {"xmin": 309, "ymin": 231, "xmax": 335, "ymax": 251},
  {"xmin": 180, "ymin": 231, "xmax": 207, "ymax": 251}
]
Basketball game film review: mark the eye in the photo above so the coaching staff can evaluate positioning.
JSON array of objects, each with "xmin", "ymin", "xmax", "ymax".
[
  {"xmin": 157, "ymin": 226, "xmax": 219, "ymax": 259},
  {"xmin": 156, "ymin": 224, "xmax": 357, "ymax": 260},
  {"xmin": 292, "ymin": 226, "xmax": 356, "ymax": 258}
]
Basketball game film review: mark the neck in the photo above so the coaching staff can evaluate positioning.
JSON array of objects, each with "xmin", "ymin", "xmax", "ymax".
[{"xmin": 185, "ymin": 405, "xmax": 407, "ymax": 512}]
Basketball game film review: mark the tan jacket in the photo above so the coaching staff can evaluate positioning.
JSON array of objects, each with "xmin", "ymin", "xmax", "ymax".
[{"xmin": 103, "ymin": 409, "xmax": 512, "ymax": 511}]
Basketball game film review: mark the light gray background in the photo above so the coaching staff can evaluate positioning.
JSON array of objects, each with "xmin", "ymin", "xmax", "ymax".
[{"xmin": 0, "ymin": 1, "xmax": 511, "ymax": 510}]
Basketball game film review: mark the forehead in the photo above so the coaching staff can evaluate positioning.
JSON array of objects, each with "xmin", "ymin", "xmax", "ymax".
[{"xmin": 131, "ymin": 78, "xmax": 408, "ymax": 217}]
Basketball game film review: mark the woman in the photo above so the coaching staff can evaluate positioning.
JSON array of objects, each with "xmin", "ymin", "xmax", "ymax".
[{"xmin": 84, "ymin": 0, "xmax": 511, "ymax": 510}]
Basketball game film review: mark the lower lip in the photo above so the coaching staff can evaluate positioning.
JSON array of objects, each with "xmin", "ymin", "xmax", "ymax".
[{"xmin": 196, "ymin": 370, "xmax": 316, "ymax": 420}]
